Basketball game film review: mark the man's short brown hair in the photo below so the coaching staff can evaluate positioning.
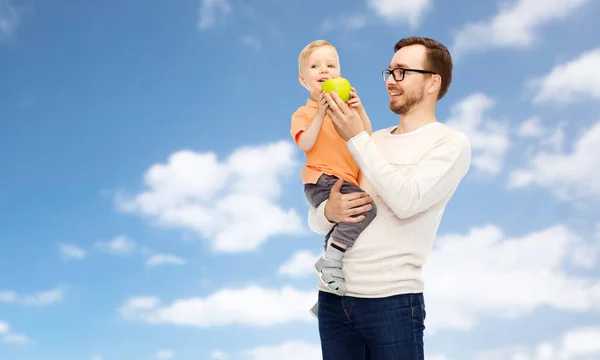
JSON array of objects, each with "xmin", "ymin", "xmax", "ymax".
[{"xmin": 394, "ymin": 37, "xmax": 452, "ymax": 100}]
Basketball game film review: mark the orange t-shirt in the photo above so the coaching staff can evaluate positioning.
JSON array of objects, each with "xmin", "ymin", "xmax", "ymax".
[{"xmin": 290, "ymin": 99, "xmax": 360, "ymax": 186}]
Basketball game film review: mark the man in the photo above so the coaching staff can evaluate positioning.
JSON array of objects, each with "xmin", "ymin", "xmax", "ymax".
[{"xmin": 308, "ymin": 37, "xmax": 472, "ymax": 359}]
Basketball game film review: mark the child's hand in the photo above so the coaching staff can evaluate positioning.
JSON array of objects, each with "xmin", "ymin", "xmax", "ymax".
[
  {"xmin": 317, "ymin": 91, "xmax": 329, "ymax": 117},
  {"xmin": 348, "ymin": 87, "xmax": 363, "ymax": 110}
]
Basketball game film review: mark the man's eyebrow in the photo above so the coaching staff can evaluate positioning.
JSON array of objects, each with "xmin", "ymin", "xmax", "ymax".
[{"xmin": 389, "ymin": 63, "xmax": 408, "ymax": 68}]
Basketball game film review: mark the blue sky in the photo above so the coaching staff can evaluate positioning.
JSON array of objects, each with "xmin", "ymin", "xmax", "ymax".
[{"xmin": 1, "ymin": 0, "xmax": 600, "ymax": 359}]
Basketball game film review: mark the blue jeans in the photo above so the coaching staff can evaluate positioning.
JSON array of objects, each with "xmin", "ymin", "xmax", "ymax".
[{"xmin": 317, "ymin": 291, "xmax": 426, "ymax": 360}]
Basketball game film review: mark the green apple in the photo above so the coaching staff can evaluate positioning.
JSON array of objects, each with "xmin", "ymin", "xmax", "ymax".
[{"xmin": 322, "ymin": 77, "xmax": 352, "ymax": 103}]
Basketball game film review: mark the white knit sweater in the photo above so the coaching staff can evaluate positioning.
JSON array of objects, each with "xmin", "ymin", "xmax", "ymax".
[{"xmin": 308, "ymin": 122, "xmax": 471, "ymax": 298}]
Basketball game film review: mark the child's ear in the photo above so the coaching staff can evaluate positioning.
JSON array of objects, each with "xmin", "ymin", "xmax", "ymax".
[{"xmin": 298, "ymin": 75, "xmax": 309, "ymax": 91}]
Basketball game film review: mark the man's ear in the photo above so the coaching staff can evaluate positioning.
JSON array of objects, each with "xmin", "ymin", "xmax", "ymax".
[{"xmin": 428, "ymin": 74, "xmax": 441, "ymax": 95}]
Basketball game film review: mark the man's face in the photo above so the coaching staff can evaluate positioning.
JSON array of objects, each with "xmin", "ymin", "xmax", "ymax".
[
  {"xmin": 385, "ymin": 45, "xmax": 429, "ymax": 115},
  {"xmin": 299, "ymin": 46, "xmax": 341, "ymax": 96}
]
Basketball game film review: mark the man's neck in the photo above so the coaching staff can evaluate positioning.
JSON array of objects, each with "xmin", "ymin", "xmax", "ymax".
[{"xmin": 393, "ymin": 106, "xmax": 437, "ymax": 135}]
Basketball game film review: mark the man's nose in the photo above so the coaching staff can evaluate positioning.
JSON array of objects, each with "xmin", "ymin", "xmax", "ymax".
[{"xmin": 385, "ymin": 74, "xmax": 395, "ymax": 85}]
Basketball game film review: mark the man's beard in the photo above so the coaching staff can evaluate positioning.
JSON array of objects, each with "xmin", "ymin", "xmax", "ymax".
[{"xmin": 389, "ymin": 88, "xmax": 424, "ymax": 115}]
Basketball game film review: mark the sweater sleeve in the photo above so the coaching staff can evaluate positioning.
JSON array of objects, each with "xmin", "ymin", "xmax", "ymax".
[
  {"xmin": 307, "ymin": 199, "xmax": 336, "ymax": 235},
  {"xmin": 346, "ymin": 130, "xmax": 471, "ymax": 219}
]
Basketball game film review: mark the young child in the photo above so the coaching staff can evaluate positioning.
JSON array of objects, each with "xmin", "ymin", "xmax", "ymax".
[{"xmin": 290, "ymin": 40, "xmax": 377, "ymax": 317}]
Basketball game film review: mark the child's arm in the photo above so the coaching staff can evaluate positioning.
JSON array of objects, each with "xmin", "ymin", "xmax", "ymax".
[
  {"xmin": 357, "ymin": 107, "xmax": 373, "ymax": 135},
  {"xmin": 348, "ymin": 88, "xmax": 372, "ymax": 135},
  {"xmin": 297, "ymin": 92, "xmax": 328, "ymax": 152},
  {"xmin": 297, "ymin": 113, "xmax": 324, "ymax": 152}
]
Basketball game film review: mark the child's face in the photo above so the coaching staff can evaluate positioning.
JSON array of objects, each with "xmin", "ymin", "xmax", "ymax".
[{"xmin": 300, "ymin": 45, "xmax": 341, "ymax": 97}]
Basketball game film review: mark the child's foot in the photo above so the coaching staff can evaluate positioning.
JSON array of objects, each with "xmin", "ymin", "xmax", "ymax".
[{"xmin": 314, "ymin": 245, "xmax": 347, "ymax": 296}]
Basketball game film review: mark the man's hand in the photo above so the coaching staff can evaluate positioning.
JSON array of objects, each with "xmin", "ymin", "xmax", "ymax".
[
  {"xmin": 324, "ymin": 92, "xmax": 365, "ymax": 141},
  {"xmin": 324, "ymin": 178, "xmax": 373, "ymax": 223}
]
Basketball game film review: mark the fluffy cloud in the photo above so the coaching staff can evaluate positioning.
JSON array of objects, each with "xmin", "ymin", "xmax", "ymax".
[
  {"xmin": 216, "ymin": 341, "xmax": 449, "ymax": 360},
  {"xmin": 528, "ymin": 47, "xmax": 600, "ymax": 104},
  {"xmin": 451, "ymin": 0, "xmax": 589, "ymax": 56},
  {"xmin": 477, "ymin": 326, "xmax": 600, "ymax": 359},
  {"xmin": 239, "ymin": 35, "xmax": 261, "ymax": 51},
  {"xmin": 444, "ymin": 93, "xmax": 510, "ymax": 175},
  {"xmin": 0, "ymin": 288, "xmax": 63, "ymax": 306},
  {"xmin": 118, "ymin": 286, "xmax": 315, "ymax": 327},
  {"xmin": 367, "ymin": 0, "xmax": 432, "ymax": 29},
  {"xmin": 116, "ymin": 141, "xmax": 304, "ymax": 253},
  {"xmin": 94, "ymin": 235, "xmax": 137, "ymax": 255},
  {"xmin": 211, "ymin": 350, "xmax": 228, "ymax": 360},
  {"xmin": 508, "ymin": 120, "xmax": 600, "ymax": 201},
  {"xmin": 58, "ymin": 243, "xmax": 87, "ymax": 261},
  {"xmin": 0, "ymin": 0, "xmax": 19, "ymax": 41},
  {"xmin": 244, "ymin": 340, "xmax": 321, "ymax": 360},
  {"xmin": 422, "ymin": 224, "xmax": 600, "ymax": 333},
  {"xmin": 271, "ymin": 222, "xmax": 600, "ymax": 334},
  {"xmin": 277, "ymin": 250, "xmax": 319, "ymax": 278},
  {"xmin": 265, "ymin": 224, "xmax": 600, "ymax": 334},
  {"xmin": 198, "ymin": 0, "xmax": 232, "ymax": 30},
  {"xmin": 320, "ymin": 14, "xmax": 367, "ymax": 32},
  {"xmin": 146, "ymin": 254, "xmax": 186, "ymax": 267},
  {"xmin": 0, "ymin": 321, "xmax": 30, "ymax": 344},
  {"xmin": 155, "ymin": 349, "xmax": 175, "ymax": 359},
  {"xmin": 517, "ymin": 116, "xmax": 546, "ymax": 138}
]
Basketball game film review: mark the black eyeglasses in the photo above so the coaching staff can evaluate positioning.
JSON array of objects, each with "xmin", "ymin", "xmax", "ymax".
[{"xmin": 382, "ymin": 67, "xmax": 437, "ymax": 82}]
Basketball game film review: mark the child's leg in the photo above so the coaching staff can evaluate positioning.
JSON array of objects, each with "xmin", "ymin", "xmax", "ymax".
[
  {"xmin": 304, "ymin": 174, "xmax": 347, "ymax": 295},
  {"xmin": 305, "ymin": 174, "xmax": 377, "ymax": 296},
  {"xmin": 320, "ymin": 180, "xmax": 377, "ymax": 295}
]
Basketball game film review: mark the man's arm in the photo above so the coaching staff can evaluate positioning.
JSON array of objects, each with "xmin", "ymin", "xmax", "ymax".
[
  {"xmin": 346, "ymin": 130, "xmax": 471, "ymax": 219},
  {"xmin": 307, "ymin": 200, "xmax": 336, "ymax": 235}
]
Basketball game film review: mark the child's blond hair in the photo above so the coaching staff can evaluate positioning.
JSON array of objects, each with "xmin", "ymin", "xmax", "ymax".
[{"xmin": 298, "ymin": 39, "xmax": 338, "ymax": 75}]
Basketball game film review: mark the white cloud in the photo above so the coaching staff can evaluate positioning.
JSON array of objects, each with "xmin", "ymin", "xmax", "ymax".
[
  {"xmin": 426, "ymin": 355, "xmax": 452, "ymax": 360},
  {"xmin": 91, "ymin": 355, "xmax": 103, "ymax": 360},
  {"xmin": 0, "ymin": 290, "xmax": 17, "ymax": 302},
  {"xmin": 529, "ymin": 48, "xmax": 600, "ymax": 104},
  {"xmin": 518, "ymin": 116, "xmax": 546, "ymax": 138},
  {"xmin": 422, "ymin": 224, "xmax": 600, "ymax": 333},
  {"xmin": 198, "ymin": 0, "xmax": 232, "ymax": 30},
  {"xmin": 156, "ymin": 349, "xmax": 175, "ymax": 359},
  {"xmin": 451, "ymin": 0, "xmax": 589, "ymax": 56},
  {"xmin": 58, "ymin": 243, "xmax": 87, "ymax": 261},
  {"xmin": 119, "ymin": 286, "xmax": 315, "ymax": 327},
  {"xmin": 116, "ymin": 141, "xmax": 304, "ymax": 253},
  {"xmin": 477, "ymin": 326, "xmax": 600, "ymax": 360},
  {"xmin": 217, "ymin": 342, "xmax": 452, "ymax": 360},
  {"xmin": 320, "ymin": 14, "xmax": 367, "ymax": 32},
  {"xmin": 211, "ymin": 350, "xmax": 228, "ymax": 360},
  {"xmin": 367, "ymin": 0, "xmax": 432, "ymax": 29},
  {"xmin": 1, "ymin": 288, "xmax": 63, "ymax": 306},
  {"xmin": 146, "ymin": 254, "xmax": 186, "ymax": 267},
  {"xmin": 95, "ymin": 235, "xmax": 136, "ymax": 255},
  {"xmin": 508, "ymin": 120, "xmax": 600, "ymax": 201},
  {"xmin": 244, "ymin": 340, "xmax": 321, "ymax": 360},
  {"xmin": 277, "ymin": 250, "xmax": 319, "ymax": 278},
  {"xmin": 20, "ymin": 288, "xmax": 64, "ymax": 306},
  {"xmin": 444, "ymin": 93, "xmax": 510, "ymax": 175},
  {"xmin": 0, "ymin": 321, "xmax": 30, "ymax": 344},
  {"xmin": 3, "ymin": 333, "xmax": 29, "ymax": 344},
  {"xmin": 240, "ymin": 35, "xmax": 261, "ymax": 51},
  {"xmin": 0, "ymin": 0, "xmax": 19, "ymax": 41}
]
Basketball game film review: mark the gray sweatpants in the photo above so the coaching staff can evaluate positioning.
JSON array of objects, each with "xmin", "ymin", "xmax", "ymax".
[{"xmin": 304, "ymin": 174, "xmax": 377, "ymax": 250}]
